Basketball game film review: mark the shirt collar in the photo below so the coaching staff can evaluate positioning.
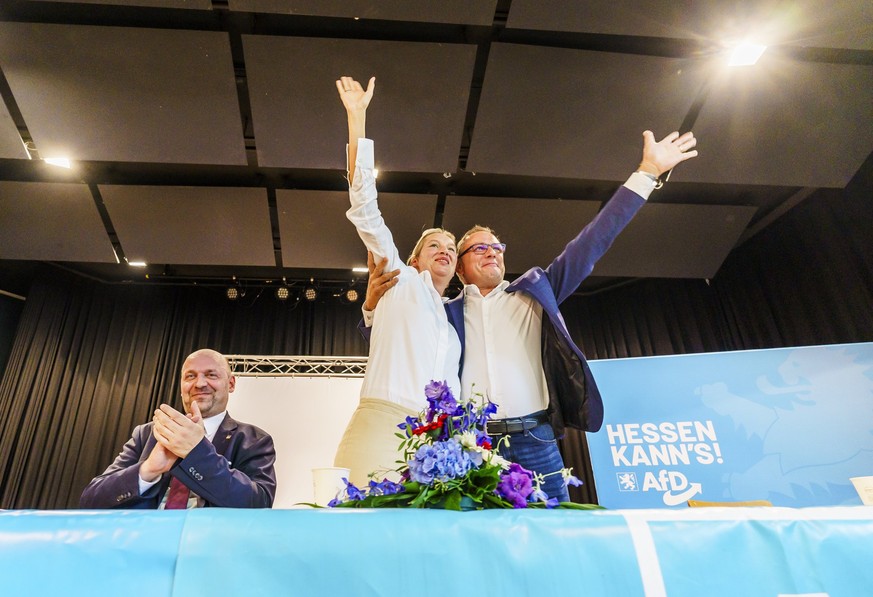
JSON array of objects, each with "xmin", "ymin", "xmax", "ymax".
[
  {"xmin": 463, "ymin": 279, "xmax": 510, "ymax": 298},
  {"xmin": 203, "ymin": 411, "xmax": 227, "ymax": 441}
]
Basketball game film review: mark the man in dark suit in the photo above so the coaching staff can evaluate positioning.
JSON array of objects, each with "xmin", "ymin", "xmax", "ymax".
[{"xmin": 80, "ymin": 349, "xmax": 276, "ymax": 509}]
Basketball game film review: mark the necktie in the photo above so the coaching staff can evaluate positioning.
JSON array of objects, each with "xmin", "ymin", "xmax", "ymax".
[{"xmin": 164, "ymin": 476, "xmax": 190, "ymax": 509}]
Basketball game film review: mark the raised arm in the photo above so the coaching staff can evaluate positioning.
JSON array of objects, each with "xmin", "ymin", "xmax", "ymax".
[
  {"xmin": 336, "ymin": 75, "xmax": 407, "ymax": 275},
  {"xmin": 543, "ymin": 130, "xmax": 699, "ymax": 303},
  {"xmin": 336, "ymin": 75, "xmax": 375, "ymax": 183}
]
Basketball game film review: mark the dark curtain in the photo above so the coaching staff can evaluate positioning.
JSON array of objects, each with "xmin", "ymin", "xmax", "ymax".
[
  {"xmin": 0, "ymin": 294, "xmax": 25, "ymax": 380},
  {"xmin": 2, "ymin": 182, "xmax": 871, "ymax": 509}
]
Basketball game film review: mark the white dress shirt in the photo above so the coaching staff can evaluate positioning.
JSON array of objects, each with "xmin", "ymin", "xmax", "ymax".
[{"xmin": 347, "ymin": 138, "xmax": 461, "ymax": 410}]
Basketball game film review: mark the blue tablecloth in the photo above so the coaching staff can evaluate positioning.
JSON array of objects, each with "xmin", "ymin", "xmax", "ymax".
[{"xmin": 2, "ymin": 507, "xmax": 871, "ymax": 596}]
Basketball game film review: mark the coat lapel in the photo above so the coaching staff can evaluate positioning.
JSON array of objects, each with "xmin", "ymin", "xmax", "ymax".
[{"xmin": 211, "ymin": 413, "xmax": 238, "ymax": 458}]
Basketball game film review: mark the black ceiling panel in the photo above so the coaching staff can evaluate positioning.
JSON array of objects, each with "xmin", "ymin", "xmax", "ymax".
[
  {"xmin": 277, "ymin": 189, "xmax": 438, "ymax": 270},
  {"xmin": 229, "ymin": 0, "xmax": 496, "ymax": 25},
  {"xmin": 691, "ymin": 55, "xmax": 873, "ymax": 187},
  {"xmin": 507, "ymin": 0, "xmax": 873, "ymax": 51},
  {"xmin": 593, "ymin": 202, "xmax": 758, "ymax": 278},
  {"xmin": 29, "ymin": 0, "xmax": 212, "ymax": 8},
  {"xmin": 243, "ymin": 35, "xmax": 476, "ymax": 172},
  {"xmin": 101, "ymin": 185, "xmax": 274, "ymax": 266},
  {"xmin": 0, "ymin": 181, "xmax": 116, "ymax": 262},
  {"xmin": 0, "ymin": 22, "xmax": 246, "ymax": 165},
  {"xmin": 0, "ymin": 102, "xmax": 26, "ymax": 159},
  {"xmin": 467, "ymin": 43, "xmax": 707, "ymax": 182}
]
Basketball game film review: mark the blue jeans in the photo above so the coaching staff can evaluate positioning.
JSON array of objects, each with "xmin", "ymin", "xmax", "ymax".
[{"xmin": 498, "ymin": 423, "xmax": 570, "ymax": 503}]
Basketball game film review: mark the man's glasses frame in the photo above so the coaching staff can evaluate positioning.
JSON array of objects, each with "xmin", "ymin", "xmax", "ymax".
[{"xmin": 458, "ymin": 243, "xmax": 507, "ymax": 258}]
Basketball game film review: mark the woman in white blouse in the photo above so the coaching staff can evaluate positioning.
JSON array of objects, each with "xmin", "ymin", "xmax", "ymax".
[{"xmin": 333, "ymin": 75, "xmax": 462, "ymax": 487}]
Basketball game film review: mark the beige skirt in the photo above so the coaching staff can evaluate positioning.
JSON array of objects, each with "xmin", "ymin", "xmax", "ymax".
[{"xmin": 334, "ymin": 398, "xmax": 417, "ymax": 488}]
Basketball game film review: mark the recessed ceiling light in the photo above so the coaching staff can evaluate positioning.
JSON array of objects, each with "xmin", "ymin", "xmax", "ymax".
[
  {"xmin": 728, "ymin": 43, "xmax": 767, "ymax": 66},
  {"xmin": 43, "ymin": 157, "xmax": 72, "ymax": 168}
]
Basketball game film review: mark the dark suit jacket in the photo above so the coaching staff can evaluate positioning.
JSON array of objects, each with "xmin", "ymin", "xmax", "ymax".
[
  {"xmin": 445, "ymin": 186, "xmax": 645, "ymax": 436},
  {"xmin": 79, "ymin": 412, "xmax": 276, "ymax": 509}
]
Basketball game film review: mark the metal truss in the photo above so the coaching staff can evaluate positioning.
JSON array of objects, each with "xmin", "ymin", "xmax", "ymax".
[{"xmin": 226, "ymin": 355, "xmax": 368, "ymax": 377}]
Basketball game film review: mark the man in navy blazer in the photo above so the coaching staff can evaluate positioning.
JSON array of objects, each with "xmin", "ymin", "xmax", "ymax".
[{"xmin": 80, "ymin": 349, "xmax": 276, "ymax": 509}]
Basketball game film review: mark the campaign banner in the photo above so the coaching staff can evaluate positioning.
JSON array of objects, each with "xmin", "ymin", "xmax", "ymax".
[{"xmin": 587, "ymin": 342, "xmax": 873, "ymax": 508}]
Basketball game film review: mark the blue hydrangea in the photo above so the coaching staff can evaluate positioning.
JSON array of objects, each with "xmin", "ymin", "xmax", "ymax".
[{"xmin": 408, "ymin": 438, "xmax": 473, "ymax": 485}]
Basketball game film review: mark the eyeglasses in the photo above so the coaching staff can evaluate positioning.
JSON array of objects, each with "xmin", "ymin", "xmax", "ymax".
[{"xmin": 458, "ymin": 243, "xmax": 506, "ymax": 258}]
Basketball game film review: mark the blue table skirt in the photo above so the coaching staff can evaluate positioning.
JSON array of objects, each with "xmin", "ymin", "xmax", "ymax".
[{"xmin": 2, "ymin": 507, "xmax": 871, "ymax": 597}]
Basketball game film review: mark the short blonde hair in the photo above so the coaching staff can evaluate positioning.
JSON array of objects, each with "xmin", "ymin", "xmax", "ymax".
[
  {"xmin": 407, "ymin": 227, "xmax": 456, "ymax": 266},
  {"xmin": 457, "ymin": 225, "xmax": 500, "ymax": 255}
]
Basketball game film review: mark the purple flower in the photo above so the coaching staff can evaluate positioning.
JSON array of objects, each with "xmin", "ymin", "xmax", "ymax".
[
  {"xmin": 424, "ymin": 380, "xmax": 450, "ymax": 400},
  {"xmin": 341, "ymin": 478, "xmax": 366, "ymax": 501},
  {"xmin": 367, "ymin": 478, "xmax": 405, "ymax": 496},
  {"xmin": 424, "ymin": 380, "xmax": 459, "ymax": 421},
  {"xmin": 545, "ymin": 498, "xmax": 560, "ymax": 509},
  {"xmin": 496, "ymin": 463, "xmax": 535, "ymax": 508},
  {"xmin": 562, "ymin": 469, "xmax": 583, "ymax": 487},
  {"xmin": 398, "ymin": 415, "xmax": 423, "ymax": 436},
  {"xmin": 531, "ymin": 487, "xmax": 549, "ymax": 503},
  {"xmin": 478, "ymin": 401, "xmax": 498, "ymax": 426},
  {"xmin": 475, "ymin": 429, "xmax": 492, "ymax": 447}
]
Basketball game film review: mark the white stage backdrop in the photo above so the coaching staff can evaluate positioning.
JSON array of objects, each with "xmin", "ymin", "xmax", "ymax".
[{"xmin": 228, "ymin": 376, "xmax": 362, "ymax": 508}]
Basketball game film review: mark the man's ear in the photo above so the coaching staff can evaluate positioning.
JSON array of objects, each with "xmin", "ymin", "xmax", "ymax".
[
  {"xmin": 455, "ymin": 260, "xmax": 466, "ymax": 284},
  {"xmin": 228, "ymin": 375, "xmax": 236, "ymax": 393}
]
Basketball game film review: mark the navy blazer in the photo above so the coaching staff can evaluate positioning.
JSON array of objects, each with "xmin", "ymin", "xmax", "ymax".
[{"xmin": 79, "ymin": 412, "xmax": 276, "ymax": 509}]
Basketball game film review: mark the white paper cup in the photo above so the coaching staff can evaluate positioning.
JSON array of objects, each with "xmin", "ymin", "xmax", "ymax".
[
  {"xmin": 850, "ymin": 476, "xmax": 873, "ymax": 506},
  {"xmin": 312, "ymin": 467, "xmax": 350, "ymax": 506}
]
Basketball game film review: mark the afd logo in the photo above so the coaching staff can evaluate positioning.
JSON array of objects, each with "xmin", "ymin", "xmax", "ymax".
[{"xmin": 616, "ymin": 472, "xmax": 639, "ymax": 492}]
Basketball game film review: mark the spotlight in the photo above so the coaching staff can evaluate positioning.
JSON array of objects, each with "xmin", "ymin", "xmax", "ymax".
[
  {"xmin": 44, "ymin": 157, "xmax": 72, "ymax": 169},
  {"xmin": 344, "ymin": 288, "xmax": 359, "ymax": 303},
  {"xmin": 226, "ymin": 287, "xmax": 240, "ymax": 301},
  {"xmin": 303, "ymin": 285, "xmax": 318, "ymax": 302},
  {"xmin": 275, "ymin": 286, "xmax": 290, "ymax": 301},
  {"xmin": 728, "ymin": 42, "xmax": 767, "ymax": 66}
]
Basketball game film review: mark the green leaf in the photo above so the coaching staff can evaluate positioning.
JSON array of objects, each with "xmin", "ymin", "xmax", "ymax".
[{"xmin": 442, "ymin": 490, "xmax": 462, "ymax": 511}]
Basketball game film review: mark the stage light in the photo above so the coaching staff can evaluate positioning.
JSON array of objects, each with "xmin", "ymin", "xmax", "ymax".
[
  {"xmin": 275, "ymin": 286, "xmax": 290, "ymax": 301},
  {"xmin": 345, "ymin": 288, "xmax": 359, "ymax": 303},
  {"xmin": 728, "ymin": 42, "xmax": 767, "ymax": 66},
  {"xmin": 303, "ymin": 285, "xmax": 318, "ymax": 302},
  {"xmin": 226, "ymin": 287, "xmax": 240, "ymax": 301},
  {"xmin": 44, "ymin": 157, "xmax": 72, "ymax": 169}
]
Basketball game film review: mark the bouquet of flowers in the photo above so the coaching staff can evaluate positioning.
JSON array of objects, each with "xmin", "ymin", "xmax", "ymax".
[{"xmin": 329, "ymin": 381, "xmax": 602, "ymax": 511}]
